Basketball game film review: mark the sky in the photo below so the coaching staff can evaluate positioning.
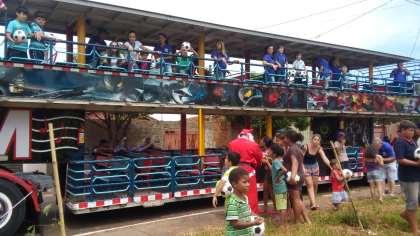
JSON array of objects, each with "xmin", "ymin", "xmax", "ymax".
[{"xmin": 90, "ymin": 0, "xmax": 420, "ymax": 59}]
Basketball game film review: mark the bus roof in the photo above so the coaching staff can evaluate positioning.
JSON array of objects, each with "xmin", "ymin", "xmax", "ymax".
[{"xmin": 7, "ymin": 0, "xmax": 412, "ymax": 69}]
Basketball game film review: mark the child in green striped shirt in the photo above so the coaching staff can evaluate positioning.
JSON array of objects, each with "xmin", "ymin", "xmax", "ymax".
[{"xmin": 225, "ymin": 167, "xmax": 264, "ymax": 236}]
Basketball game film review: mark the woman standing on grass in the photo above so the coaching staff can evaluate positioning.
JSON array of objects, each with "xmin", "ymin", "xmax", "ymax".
[
  {"xmin": 303, "ymin": 134, "xmax": 331, "ymax": 210},
  {"xmin": 283, "ymin": 129, "xmax": 311, "ymax": 224},
  {"xmin": 365, "ymin": 145, "xmax": 385, "ymax": 202}
]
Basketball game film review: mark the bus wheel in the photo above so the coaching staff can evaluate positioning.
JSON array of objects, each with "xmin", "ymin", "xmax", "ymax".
[{"xmin": 0, "ymin": 179, "xmax": 26, "ymax": 235}]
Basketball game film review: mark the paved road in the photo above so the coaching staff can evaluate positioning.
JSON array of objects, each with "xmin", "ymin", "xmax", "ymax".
[{"xmin": 40, "ymin": 183, "xmax": 398, "ymax": 236}]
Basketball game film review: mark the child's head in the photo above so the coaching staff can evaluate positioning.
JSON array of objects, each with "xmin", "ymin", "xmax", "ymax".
[
  {"xmin": 296, "ymin": 52, "xmax": 302, "ymax": 60},
  {"xmin": 228, "ymin": 167, "xmax": 249, "ymax": 195},
  {"xmin": 128, "ymin": 30, "xmax": 136, "ymax": 43},
  {"xmin": 265, "ymin": 45, "xmax": 274, "ymax": 55},
  {"xmin": 16, "ymin": 6, "xmax": 29, "ymax": 22},
  {"xmin": 365, "ymin": 145, "xmax": 377, "ymax": 160},
  {"xmin": 278, "ymin": 46, "xmax": 285, "ymax": 53},
  {"xmin": 398, "ymin": 120, "xmax": 416, "ymax": 140},
  {"xmin": 34, "ymin": 12, "xmax": 48, "ymax": 27},
  {"xmin": 158, "ymin": 33, "xmax": 168, "ymax": 45},
  {"xmin": 268, "ymin": 143, "xmax": 284, "ymax": 158},
  {"xmin": 341, "ymin": 65, "xmax": 348, "ymax": 73},
  {"xmin": 225, "ymin": 151, "xmax": 240, "ymax": 168},
  {"xmin": 330, "ymin": 159, "xmax": 339, "ymax": 169}
]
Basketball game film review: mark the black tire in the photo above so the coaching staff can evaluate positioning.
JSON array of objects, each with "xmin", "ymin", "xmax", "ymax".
[{"xmin": 0, "ymin": 179, "xmax": 26, "ymax": 236}]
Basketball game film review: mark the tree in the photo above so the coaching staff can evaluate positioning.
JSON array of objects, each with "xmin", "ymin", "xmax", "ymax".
[{"xmin": 88, "ymin": 112, "xmax": 149, "ymax": 147}]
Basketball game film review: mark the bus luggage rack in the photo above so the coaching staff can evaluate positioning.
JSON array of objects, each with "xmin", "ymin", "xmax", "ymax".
[{"xmin": 65, "ymin": 153, "xmax": 224, "ymax": 200}]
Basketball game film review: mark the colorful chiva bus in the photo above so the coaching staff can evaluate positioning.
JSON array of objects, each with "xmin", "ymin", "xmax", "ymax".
[{"xmin": 0, "ymin": 0, "xmax": 418, "ymax": 235}]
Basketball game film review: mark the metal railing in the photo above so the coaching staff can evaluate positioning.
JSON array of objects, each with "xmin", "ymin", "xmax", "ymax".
[
  {"xmin": 65, "ymin": 153, "xmax": 224, "ymax": 200},
  {"xmin": 1, "ymin": 35, "xmax": 418, "ymax": 97}
]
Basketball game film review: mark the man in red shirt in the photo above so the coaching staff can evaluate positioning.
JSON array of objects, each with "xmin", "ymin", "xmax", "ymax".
[{"xmin": 228, "ymin": 129, "xmax": 263, "ymax": 214}]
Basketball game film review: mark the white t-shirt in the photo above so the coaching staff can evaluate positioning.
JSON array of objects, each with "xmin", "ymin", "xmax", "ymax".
[
  {"xmin": 124, "ymin": 40, "xmax": 142, "ymax": 60},
  {"xmin": 292, "ymin": 59, "xmax": 305, "ymax": 71}
]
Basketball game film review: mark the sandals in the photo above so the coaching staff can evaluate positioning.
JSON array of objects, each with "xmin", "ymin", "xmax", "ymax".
[{"xmin": 310, "ymin": 204, "xmax": 320, "ymax": 210}]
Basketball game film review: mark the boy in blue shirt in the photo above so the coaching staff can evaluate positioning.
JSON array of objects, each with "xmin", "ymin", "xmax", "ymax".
[
  {"xmin": 6, "ymin": 6, "xmax": 32, "ymax": 61},
  {"xmin": 274, "ymin": 46, "xmax": 288, "ymax": 82},
  {"xmin": 30, "ymin": 12, "xmax": 54, "ymax": 62}
]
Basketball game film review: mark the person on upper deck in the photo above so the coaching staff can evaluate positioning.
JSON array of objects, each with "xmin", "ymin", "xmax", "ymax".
[
  {"xmin": 153, "ymin": 33, "xmax": 174, "ymax": 75},
  {"xmin": 29, "ymin": 11, "xmax": 55, "ymax": 62},
  {"xmin": 6, "ymin": 6, "xmax": 32, "ymax": 61},
  {"xmin": 315, "ymin": 57, "xmax": 332, "ymax": 80},
  {"xmin": 176, "ymin": 43, "xmax": 198, "ymax": 76},
  {"xmin": 99, "ymin": 40, "xmax": 126, "ymax": 70},
  {"xmin": 263, "ymin": 45, "xmax": 278, "ymax": 83},
  {"xmin": 211, "ymin": 40, "xmax": 229, "ymax": 79},
  {"xmin": 292, "ymin": 52, "xmax": 306, "ymax": 84},
  {"xmin": 124, "ymin": 30, "xmax": 151, "ymax": 72},
  {"xmin": 329, "ymin": 57, "xmax": 342, "ymax": 88},
  {"xmin": 86, "ymin": 28, "xmax": 108, "ymax": 68},
  {"xmin": 274, "ymin": 45, "xmax": 288, "ymax": 82},
  {"xmin": 390, "ymin": 62, "xmax": 411, "ymax": 92}
]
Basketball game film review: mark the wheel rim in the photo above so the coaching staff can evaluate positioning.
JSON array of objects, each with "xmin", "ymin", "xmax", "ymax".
[{"xmin": 0, "ymin": 192, "xmax": 13, "ymax": 229}]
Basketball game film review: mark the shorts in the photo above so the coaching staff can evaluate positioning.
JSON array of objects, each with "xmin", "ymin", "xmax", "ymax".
[
  {"xmin": 367, "ymin": 169, "xmax": 385, "ymax": 182},
  {"xmin": 332, "ymin": 191, "xmax": 348, "ymax": 204},
  {"xmin": 383, "ymin": 162, "xmax": 397, "ymax": 182},
  {"xmin": 304, "ymin": 163, "xmax": 320, "ymax": 177},
  {"xmin": 275, "ymin": 193, "xmax": 287, "ymax": 211},
  {"xmin": 400, "ymin": 181, "xmax": 420, "ymax": 210},
  {"xmin": 340, "ymin": 161, "xmax": 350, "ymax": 170}
]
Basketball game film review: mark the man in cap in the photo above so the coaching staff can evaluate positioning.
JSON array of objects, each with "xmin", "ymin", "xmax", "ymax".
[{"xmin": 228, "ymin": 129, "xmax": 263, "ymax": 214}]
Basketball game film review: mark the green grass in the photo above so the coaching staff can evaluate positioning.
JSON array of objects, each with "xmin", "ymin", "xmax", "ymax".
[{"xmin": 184, "ymin": 197, "xmax": 419, "ymax": 236}]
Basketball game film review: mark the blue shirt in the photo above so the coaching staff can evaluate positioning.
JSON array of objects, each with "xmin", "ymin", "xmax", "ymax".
[
  {"xmin": 271, "ymin": 158, "xmax": 287, "ymax": 194},
  {"xmin": 316, "ymin": 58, "xmax": 332, "ymax": 78},
  {"xmin": 6, "ymin": 19, "xmax": 32, "ymax": 52},
  {"xmin": 330, "ymin": 64, "xmax": 341, "ymax": 80},
  {"xmin": 29, "ymin": 22, "xmax": 46, "ymax": 50},
  {"xmin": 86, "ymin": 36, "xmax": 106, "ymax": 59},
  {"xmin": 154, "ymin": 43, "xmax": 174, "ymax": 62},
  {"xmin": 379, "ymin": 142, "xmax": 395, "ymax": 159},
  {"xmin": 211, "ymin": 50, "xmax": 228, "ymax": 69},
  {"xmin": 273, "ymin": 52, "xmax": 287, "ymax": 66},
  {"xmin": 390, "ymin": 68, "xmax": 410, "ymax": 83},
  {"xmin": 394, "ymin": 137, "xmax": 419, "ymax": 182},
  {"xmin": 263, "ymin": 53, "xmax": 275, "ymax": 75}
]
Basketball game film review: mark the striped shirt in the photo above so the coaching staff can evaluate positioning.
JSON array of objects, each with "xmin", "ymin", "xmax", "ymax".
[{"xmin": 225, "ymin": 194, "xmax": 252, "ymax": 236}]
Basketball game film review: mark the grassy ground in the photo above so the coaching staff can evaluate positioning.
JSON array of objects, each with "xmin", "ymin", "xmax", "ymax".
[{"xmin": 184, "ymin": 197, "xmax": 418, "ymax": 236}]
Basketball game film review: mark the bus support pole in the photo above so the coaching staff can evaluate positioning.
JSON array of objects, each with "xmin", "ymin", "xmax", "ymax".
[
  {"xmin": 48, "ymin": 123, "xmax": 67, "ymax": 236},
  {"xmin": 198, "ymin": 109, "xmax": 205, "ymax": 156},
  {"xmin": 198, "ymin": 33, "xmax": 205, "ymax": 76},
  {"xmin": 76, "ymin": 16, "xmax": 86, "ymax": 65},
  {"xmin": 265, "ymin": 115, "xmax": 272, "ymax": 138},
  {"xmin": 180, "ymin": 113, "xmax": 187, "ymax": 154}
]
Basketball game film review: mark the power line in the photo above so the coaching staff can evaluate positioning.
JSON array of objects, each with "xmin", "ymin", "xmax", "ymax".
[
  {"xmin": 313, "ymin": 0, "xmax": 393, "ymax": 39},
  {"xmin": 410, "ymin": 27, "xmax": 420, "ymax": 57},
  {"xmin": 255, "ymin": 0, "xmax": 371, "ymax": 30},
  {"xmin": 405, "ymin": 0, "xmax": 420, "ymax": 6}
]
